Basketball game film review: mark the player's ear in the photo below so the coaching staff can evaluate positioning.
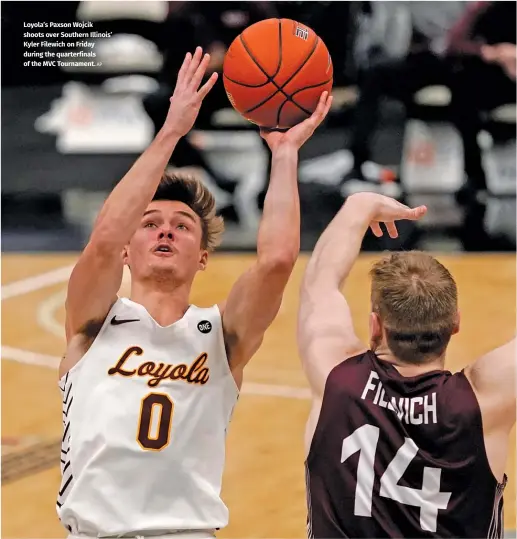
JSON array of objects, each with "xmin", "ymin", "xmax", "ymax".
[
  {"xmin": 452, "ymin": 310, "xmax": 460, "ymax": 335},
  {"xmin": 198, "ymin": 250, "xmax": 208, "ymax": 271},
  {"xmin": 123, "ymin": 245, "xmax": 130, "ymax": 267},
  {"xmin": 369, "ymin": 311, "xmax": 382, "ymax": 341}
]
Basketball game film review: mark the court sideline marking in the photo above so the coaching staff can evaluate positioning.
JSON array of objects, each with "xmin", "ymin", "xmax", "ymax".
[{"xmin": 1, "ymin": 265, "xmax": 311, "ymax": 400}]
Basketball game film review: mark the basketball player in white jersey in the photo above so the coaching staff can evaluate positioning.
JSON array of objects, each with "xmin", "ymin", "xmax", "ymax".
[{"xmin": 57, "ymin": 47, "xmax": 332, "ymax": 539}]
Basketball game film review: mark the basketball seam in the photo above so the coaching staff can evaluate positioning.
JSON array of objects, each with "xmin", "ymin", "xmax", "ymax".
[
  {"xmin": 239, "ymin": 27, "xmax": 320, "ymax": 117},
  {"xmin": 243, "ymin": 37, "xmax": 318, "ymax": 115},
  {"xmin": 274, "ymin": 18, "xmax": 283, "ymax": 78},
  {"xmin": 276, "ymin": 76, "xmax": 334, "ymax": 125},
  {"xmin": 223, "ymin": 73, "xmax": 269, "ymax": 89},
  {"xmin": 291, "ymin": 77, "xmax": 333, "ymax": 99},
  {"xmin": 223, "ymin": 20, "xmax": 283, "ymax": 89},
  {"xmin": 277, "ymin": 36, "xmax": 322, "ymax": 115}
]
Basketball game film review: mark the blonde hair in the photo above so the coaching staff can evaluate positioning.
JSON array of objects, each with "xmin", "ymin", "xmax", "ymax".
[
  {"xmin": 370, "ymin": 251, "xmax": 458, "ymax": 363},
  {"xmin": 153, "ymin": 172, "xmax": 224, "ymax": 250}
]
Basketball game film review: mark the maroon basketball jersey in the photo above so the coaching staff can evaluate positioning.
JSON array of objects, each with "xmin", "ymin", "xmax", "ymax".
[{"xmin": 305, "ymin": 350, "xmax": 507, "ymax": 538}]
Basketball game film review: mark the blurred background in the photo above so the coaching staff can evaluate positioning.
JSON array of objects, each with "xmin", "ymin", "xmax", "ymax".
[
  {"xmin": 2, "ymin": 0, "xmax": 516, "ymax": 252},
  {"xmin": 2, "ymin": 1, "xmax": 516, "ymax": 538}
]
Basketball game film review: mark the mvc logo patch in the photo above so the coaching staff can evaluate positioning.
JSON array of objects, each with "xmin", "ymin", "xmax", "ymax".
[{"xmin": 294, "ymin": 25, "xmax": 309, "ymax": 41}]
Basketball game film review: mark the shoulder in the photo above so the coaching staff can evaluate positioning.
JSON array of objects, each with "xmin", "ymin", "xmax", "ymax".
[
  {"xmin": 60, "ymin": 298, "xmax": 122, "ymax": 378},
  {"xmin": 319, "ymin": 349, "xmax": 375, "ymax": 391},
  {"xmin": 185, "ymin": 303, "xmax": 225, "ymax": 336},
  {"xmin": 189, "ymin": 302, "xmax": 224, "ymax": 320}
]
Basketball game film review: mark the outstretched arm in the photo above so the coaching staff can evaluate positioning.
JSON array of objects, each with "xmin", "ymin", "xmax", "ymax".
[
  {"xmin": 298, "ymin": 193, "xmax": 427, "ymax": 397},
  {"xmin": 221, "ymin": 93, "xmax": 333, "ymax": 382},
  {"xmin": 64, "ymin": 48, "xmax": 217, "ymax": 343}
]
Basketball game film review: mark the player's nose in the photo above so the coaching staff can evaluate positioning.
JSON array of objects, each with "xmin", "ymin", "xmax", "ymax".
[
  {"xmin": 158, "ymin": 229, "xmax": 174, "ymax": 240},
  {"xmin": 158, "ymin": 226, "xmax": 173, "ymax": 240}
]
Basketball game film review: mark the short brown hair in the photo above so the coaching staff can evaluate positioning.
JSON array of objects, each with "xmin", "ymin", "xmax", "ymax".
[
  {"xmin": 152, "ymin": 172, "xmax": 224, "ymax": 250},
  {"xmin": 370, "ymin": 251, "xmax": 458, "ymax": 364}
]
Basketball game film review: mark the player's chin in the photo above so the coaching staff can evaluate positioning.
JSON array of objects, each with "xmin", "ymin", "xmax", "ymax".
[
  {"xmin": 147, "ymin": 252, "xmax": 177, "ymax": 269},
  {"xmin": 149, "ymin": 256, "xmax": 177, "ymax": 269}
]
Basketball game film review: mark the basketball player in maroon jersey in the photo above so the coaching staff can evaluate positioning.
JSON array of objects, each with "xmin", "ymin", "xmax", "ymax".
[{"xmin": 299, "ymin": 192, "xmax": 515, "ymax": 538}]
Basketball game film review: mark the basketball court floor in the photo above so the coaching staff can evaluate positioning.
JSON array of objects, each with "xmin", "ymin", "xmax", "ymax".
[{"xmin": 2, "ymin": 252, "xmax": 515, "ymax": 538}]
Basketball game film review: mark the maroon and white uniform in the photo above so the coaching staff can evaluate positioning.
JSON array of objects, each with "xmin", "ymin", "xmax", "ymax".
[{"xmin": 305, "ymin": 350, "xmax": 507, "ymax": 538}]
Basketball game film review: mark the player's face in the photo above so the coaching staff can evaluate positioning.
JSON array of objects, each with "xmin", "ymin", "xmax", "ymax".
[{"xmin": 125, "ymin": 200, "xmax": 207, "ymax": 284}]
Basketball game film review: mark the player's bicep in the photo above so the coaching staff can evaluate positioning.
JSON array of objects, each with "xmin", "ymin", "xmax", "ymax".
[
  {"xmin": 222, "ymin": 259, "xmax": 292, "ymax": 368},
  {"xmin": 65, "ymin": 241, "xmax": 124, "ymax": 340},
  {"xmin": 466, "ymin": 338, "xmax": 516, "ymax": 430},
  {"xmin": 298, "ymin": 286, "xmax": 366, "ymax": 397}
]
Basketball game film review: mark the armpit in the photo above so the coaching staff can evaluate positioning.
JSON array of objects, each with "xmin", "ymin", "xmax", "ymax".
[
  {"xmin": 223, "ymin": 326, "xmax": 238, "ymax": 364},
  {"xmin": 78, "ymin": 318, "xmax": 105, "ymax": 340}
]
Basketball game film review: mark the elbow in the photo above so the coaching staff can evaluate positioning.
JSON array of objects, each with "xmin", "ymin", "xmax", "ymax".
[
  {"xmin": 300, "ymin": 277, "xmax": 320, "ymax": 304},
  {"xmin": 258, "ymin": 251, "xmax": 298, "ymax": 277},
  {"xmin": 259, "ymin": 238, "xmax": 299, "ymax": 273},
  {"xmin": 88, "ymin": 228, "xmax": 124, "ymax": 258},
  {"xmin": 302, "ymin": 265, "xmax": 339, "ymax": 296}
]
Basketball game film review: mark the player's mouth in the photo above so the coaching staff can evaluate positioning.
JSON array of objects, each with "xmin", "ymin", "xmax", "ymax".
[{"xmin": 153, "ymin": 243, "xmax": 175, "ymax": 257}]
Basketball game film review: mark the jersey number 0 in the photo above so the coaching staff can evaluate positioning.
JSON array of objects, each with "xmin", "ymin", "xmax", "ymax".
[{"xmin": 137, "ymin": 393, "xmax": 174, "ymax": 451}]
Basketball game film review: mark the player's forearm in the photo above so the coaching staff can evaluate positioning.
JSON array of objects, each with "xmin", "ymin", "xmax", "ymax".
[
  {"xmin": 256, "ymin": 144, "xmax": 300, "ymax": 266},
  {"xmin": 91, "ymin": 127, "xmax": 181, "ymax": 248},
  {"xmin": 304, "ymin": 195, "xmax": 374, "ymax": 289}
]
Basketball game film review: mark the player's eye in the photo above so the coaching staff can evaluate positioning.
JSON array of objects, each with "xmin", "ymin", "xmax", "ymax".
[
  {"xmin": 144, "ymin": 222, "xmax": 156, "ymax": 228},
  {"xmin": 177, "ymin": 223, "xmax": 188, "ymax": 230}
]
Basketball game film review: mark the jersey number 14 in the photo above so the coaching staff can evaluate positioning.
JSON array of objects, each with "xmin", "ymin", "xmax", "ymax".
[{"xmin": 341, "ymin": 424, "xmax": 452, "ymax": 532}]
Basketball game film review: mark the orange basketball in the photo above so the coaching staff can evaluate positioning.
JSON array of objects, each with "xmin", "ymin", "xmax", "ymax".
[{"xmin": 223, "ymin": 18, "xmax": 333, "ymax": 129}]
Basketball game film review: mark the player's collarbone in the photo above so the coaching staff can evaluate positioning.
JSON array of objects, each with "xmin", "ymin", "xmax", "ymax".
[{"xmin": 107, "ymin": 345, "xmax": 210, "ymax": 387}]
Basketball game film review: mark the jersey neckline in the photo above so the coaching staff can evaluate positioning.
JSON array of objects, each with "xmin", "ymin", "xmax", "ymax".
[
  {"xmin": 367, "ymin": 350, "xmax": 451, "ymax": 382},
  {"xmin": 120, "ymin": 297, "xmax": 194, "ymax": 329}
]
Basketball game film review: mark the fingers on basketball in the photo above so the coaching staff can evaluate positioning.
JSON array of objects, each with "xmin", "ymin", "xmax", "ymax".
[
  {"xmin": 309, "ymin": 91, "xmax": 332, "ymax": 127},
  {"xmin": 320, "ymin": 91, "xmax": 333, "ymax": 116}
]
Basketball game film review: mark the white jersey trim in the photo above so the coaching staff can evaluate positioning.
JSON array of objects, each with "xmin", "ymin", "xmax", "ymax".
[{"xmin": 211, "ymin": 303, "xmax": 239, "ymax": 396}]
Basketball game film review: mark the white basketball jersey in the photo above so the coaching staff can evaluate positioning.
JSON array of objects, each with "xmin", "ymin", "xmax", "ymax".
[{"xmin": 57, "ymin": 298, "xmax": 239, "ymax": 537}]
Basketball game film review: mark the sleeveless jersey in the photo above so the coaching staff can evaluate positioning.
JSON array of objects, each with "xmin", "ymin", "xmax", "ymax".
[
  {"xmin": 56, "ymin": 298, "xmax": 239, "ymax": 537},
  {"xmin": 306, "ymin": 350, "xmax": 507, "ymax": 538}
]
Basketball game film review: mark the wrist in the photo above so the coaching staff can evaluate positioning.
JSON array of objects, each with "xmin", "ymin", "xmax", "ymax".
[
  {"xmin": 343, "ymin": 193, "xmax": 378, "ymax": 225},
  {"xmin": 271, "ymin": 142, "xmax": 299, "ymax": 159},
  {"xmin": 346, "ymin": 192, "xmax": 378, "ymax": 213},
  {"xmin": 156, "ymin": 125, "xmax": 183, "ymax": 145}
]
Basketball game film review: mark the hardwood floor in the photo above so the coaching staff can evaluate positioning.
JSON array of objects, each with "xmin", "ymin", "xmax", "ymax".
[{"xmin": 2, "ymin": 253, "xmax": 515, "ymax": 537}]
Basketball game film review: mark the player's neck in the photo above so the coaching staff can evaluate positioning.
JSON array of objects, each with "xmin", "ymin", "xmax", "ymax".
[
  {"xmin": 130, "ymin": 280, "xmax": 191, "ymax": 327},
  {"xmin": 374, "ymin": 345, "xmax": 445, "ymax": 377}
]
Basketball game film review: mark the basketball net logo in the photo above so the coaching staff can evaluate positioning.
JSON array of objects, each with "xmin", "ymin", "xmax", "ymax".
[{"xmin": 294, "ymin": 25, "xmax": 309, "ymax": 41}]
